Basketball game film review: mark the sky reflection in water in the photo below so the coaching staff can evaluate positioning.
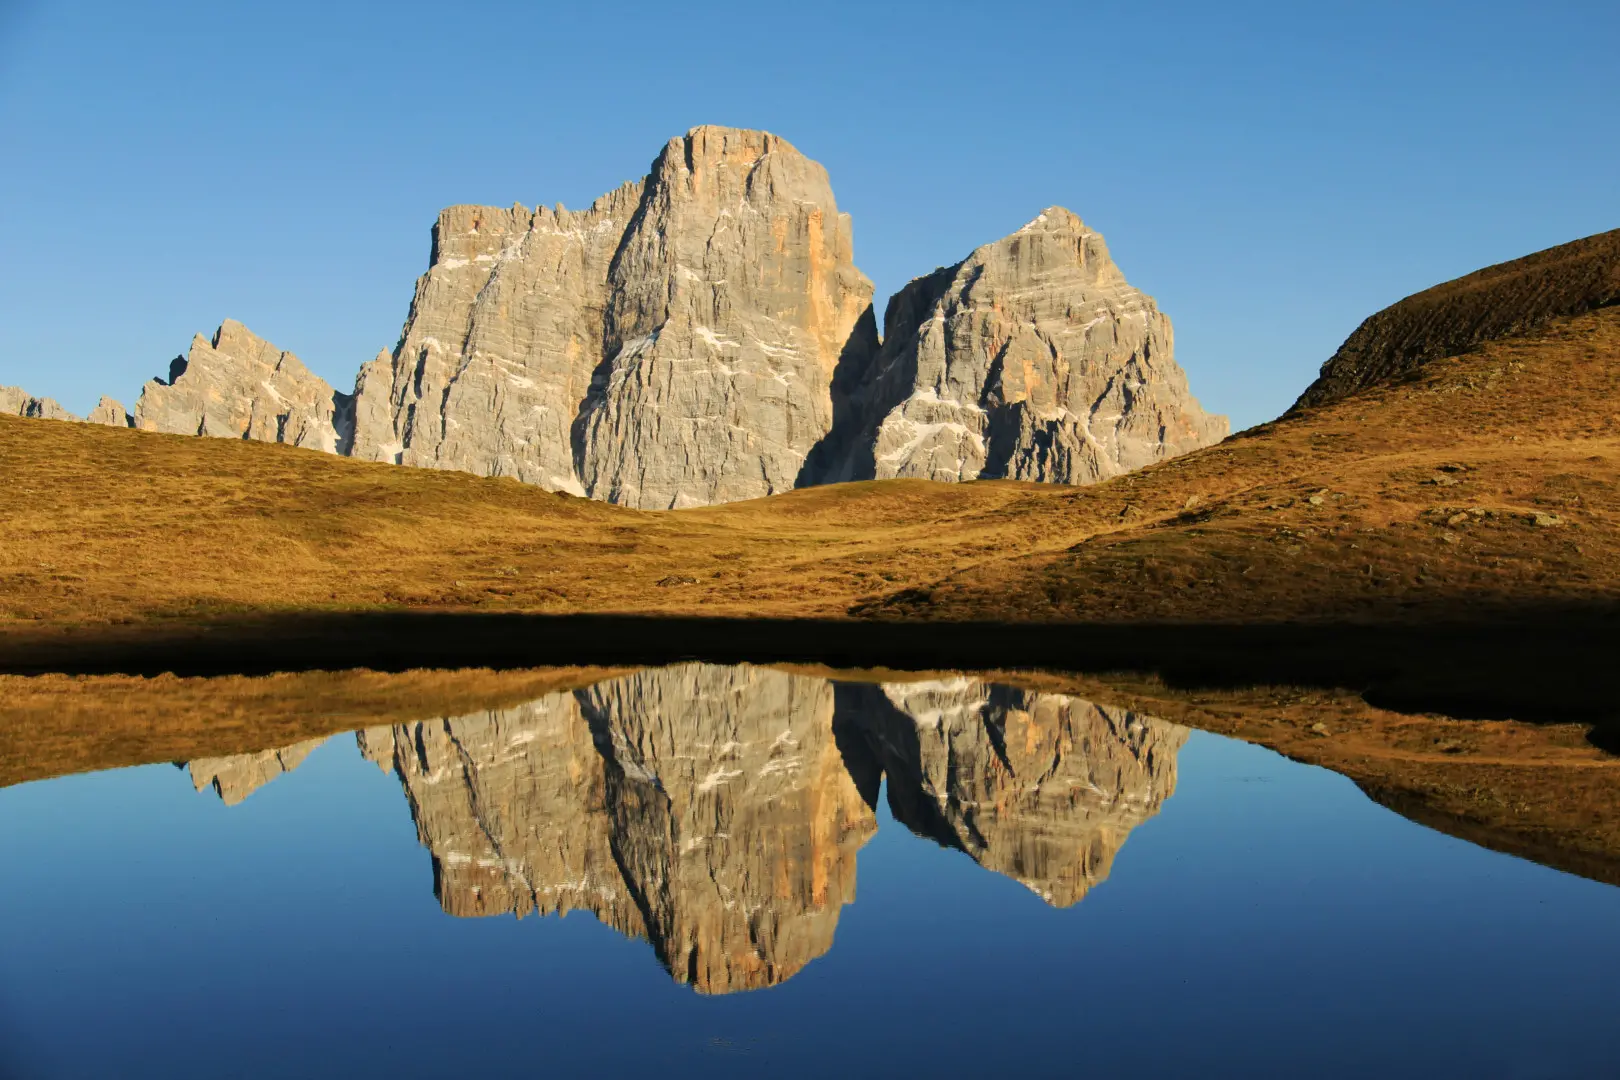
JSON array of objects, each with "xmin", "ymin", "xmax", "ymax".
[{"xmin": 2, "ymin": 664, "xmax": 1618, "ymax": 1078}]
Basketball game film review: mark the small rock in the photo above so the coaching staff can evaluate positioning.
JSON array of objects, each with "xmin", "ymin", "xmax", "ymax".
[
  {"xmin": 1309, "ymin": 722, "xmax": 1332, "ymax": 737},
  {"xmin": 1308, "ymin": 494, "xmax": 1325, "ymax": 506},
  {"xmin": 656, "ymin": 574, "xmax": 699, "ymax": 587},
  {"xmin": 1533, "ymin": 513, "xmax": 1564, "ymax": 527},
  {"xmin": 1446, "ymin": 512, "xmax": 1468, "ymax": 526}
]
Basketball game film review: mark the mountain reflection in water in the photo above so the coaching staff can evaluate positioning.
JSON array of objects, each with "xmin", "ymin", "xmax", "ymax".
[{"xmin": 187, "ymin": 664, "xmax": 1186, "ymax": 993}]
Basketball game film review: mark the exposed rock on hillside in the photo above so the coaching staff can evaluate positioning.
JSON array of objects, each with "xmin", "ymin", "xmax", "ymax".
[
  {"xmin": 134, "ymin": 319, "xmax": 354, "ymax": 453},
  {"xmin": 1, "ymin": 386, "xmax": 77, "ymax": 421},
  {"xmin": 21, "ymin": 129, "xmax": 1224, "ymax": 506},
  {"xmin": 354, "ymin": 126, "xmax": 878, "ymax": 508},
  {"xmin": 841, "ymin": 678, "xmax": 1186, "ymax": 905},
  {"xmin": 86, "ymin": 396, "xmax": 130, "ymax": 427},
  {"xmin": 350, "ymin": 186, "xmax": 643, "ymax": 493},
  {"xmin": 579, "ymin": 127, "xmax": 877, "ymax": 508},
  {"xmin": 188, "ymin": 737, "xmax": 328, "ymax": 805},
  {"xmin": 1294, "ymin": 227, "xmax": 1620, "ymax": 410},
  {"xmin": 813, "ymin": 208, "xmax": 1226, "ymax": 485}
]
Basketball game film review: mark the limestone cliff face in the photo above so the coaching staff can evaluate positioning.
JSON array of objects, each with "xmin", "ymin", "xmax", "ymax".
[
  {"xmin": 842, "ymin": 678, "xmax": 1186, "ymax": 905},
  {"xmin": 352, "ymin": 126, "xmax": 877, "ymax": 508},
  {"xmin": 578, "ymin": 127, "xmax": 878, "ymax": 508},
  {"xmin": 188, "ymin": 737, "xmax": 329, "ymax": 806},
  {"xmin": 133, "ymin": 320, "xmax": 354, "ymax": 454},
  {"xmin": 363, "ymin": 664, "xmax": 875, "ymax": 993},
  {"xmin": 42, "ymin": 131, "xmax": 1228, "ymax": 505},
  {"xmin": 816, "ymin": 208, "xmax": 1226, "ymax": 486},
  {"xmin": 86, "ymin": 396, "xmax": 130, "ymax": 427},
  {"xmin": 349, "ymin": 185, "xmax": 643, "ymax": 493},
  {"xmin": 1, "ymin": 386, "xmax": 77, "ymax": 421}
]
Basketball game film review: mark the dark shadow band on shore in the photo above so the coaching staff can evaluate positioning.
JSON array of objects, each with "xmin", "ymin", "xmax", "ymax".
[{"xmin": 3, "ymin": 605, "xmax": 1617, "ymax": 726}]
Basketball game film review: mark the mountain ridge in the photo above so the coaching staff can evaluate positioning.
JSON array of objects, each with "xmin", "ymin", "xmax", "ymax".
[{"xmin": 3, "ymin": 126, "xmax": 1223, "ymax": 509}]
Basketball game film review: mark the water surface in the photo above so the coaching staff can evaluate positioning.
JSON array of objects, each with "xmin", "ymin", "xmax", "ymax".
[{"xmin": 2, "ymin": 664, "xmax": 1617, "ymax": 1078}]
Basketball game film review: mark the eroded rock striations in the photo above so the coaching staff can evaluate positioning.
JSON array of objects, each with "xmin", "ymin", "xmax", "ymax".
[
  {"xmin": 353, "ymin": 126, "xmax": 878, "ymax": 508},
  {"xmin": 814, "ymin": 208, "xmax": 1227, "ymax": 485},
  {"xmin": 348, "ymin": 186, "xmax": 644, "ymax": 493},
  {"xmin": 134, "ymin": 319, "xmax": 354, "ymax": 453}
]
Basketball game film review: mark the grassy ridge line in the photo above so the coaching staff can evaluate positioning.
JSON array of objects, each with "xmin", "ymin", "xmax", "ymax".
[{"xmin": 3, "ymin": 306, "xmax": 1619, "ymax": 632}]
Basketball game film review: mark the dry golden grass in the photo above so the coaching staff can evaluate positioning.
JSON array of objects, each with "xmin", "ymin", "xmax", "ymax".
[{"xmin": 3, "ymin": 307, "xmax": 1618, "ymax": 636}]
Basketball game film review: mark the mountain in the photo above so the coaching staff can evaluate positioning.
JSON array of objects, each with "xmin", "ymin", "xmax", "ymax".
[
  {"xmin": 3, "ymin": 388, "xmax": 127, "ymax": 426},
  {"xmin": 813, "ymin": 208, "xmax": 1226, "ymax": 485},
  {"xmin": 351, "ymin": 126, "xmax": 879, "ymax": 508},
  {"xmin": 2, "ymin": 386, "xmax": 76, "ymax": 421},
  {"xmin": 134, "ymin": 319, "xmax": 353, "ymax": 453},
  {"xmin": 12, "ymin": 126, "xmax": 1221, "ymax": 509}
]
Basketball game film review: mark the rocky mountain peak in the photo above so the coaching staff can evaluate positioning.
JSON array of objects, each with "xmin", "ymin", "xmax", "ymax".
[
  {"xmin": 134, "ymin": 319, "xmax": 354, "ymax": 453},
  {"xmin": 1, "ymin": 386, "xmax": 77, "ymax": 421},
  {"xmin": 811, "ymin": 208, "xmax": 1227, "ymax": 486},
  {"xmin": 19, "ymin": 127, "xmax": 1226, "ymax": 508}
]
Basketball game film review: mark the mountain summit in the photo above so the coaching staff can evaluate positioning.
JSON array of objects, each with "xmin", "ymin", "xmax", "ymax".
[{"xmin": 14, "ymin": 126, "xmax": 1226, "ymax": 509}]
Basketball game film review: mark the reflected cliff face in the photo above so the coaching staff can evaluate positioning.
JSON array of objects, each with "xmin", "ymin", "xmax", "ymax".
[
  {"xmin": 188, "ymin": 664, "xmax": 1186, "ymax": 993},
  {"xmin": 187, "ymin": 737, "xmax": 330, "ymax": 806}
]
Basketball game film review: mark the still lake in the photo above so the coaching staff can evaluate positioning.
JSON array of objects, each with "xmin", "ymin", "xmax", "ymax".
[{"xmin": 2, "ymin": 664, "xmax": 1618, "ymax": 1078}]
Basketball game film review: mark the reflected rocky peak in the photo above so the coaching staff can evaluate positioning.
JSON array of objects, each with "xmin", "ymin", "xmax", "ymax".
[
  {"xmin": 185, "ymin": 664, "xmax": 1186, "ymax": 992},
  {"xmin": 357, "ymin": 664, "xmax": 872, "ymax": 995},
  {"xmin": 187, "ymin": 737, "xmax": 330, "ymax": 806},
  {"xmin": 849, "ymin": 679, "xmax": 1186, "ymax": 906}
]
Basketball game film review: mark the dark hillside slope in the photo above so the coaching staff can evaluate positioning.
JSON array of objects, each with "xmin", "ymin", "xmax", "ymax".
[{"xmin": 1293, "ymin": 227, "xmax": 1620, "ymax": 410}]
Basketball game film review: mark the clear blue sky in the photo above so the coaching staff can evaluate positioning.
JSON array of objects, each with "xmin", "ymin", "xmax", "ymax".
[{"xmin": 1, "ymin": 0, "xmax": 1615, "ymax": 428}]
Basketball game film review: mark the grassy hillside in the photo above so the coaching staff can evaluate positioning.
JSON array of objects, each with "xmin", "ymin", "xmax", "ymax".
[
  {"xmin": 3, "ymin": 228, "xmax": 1617, "ymax": 641},
  {"xmin": 4, "ymin": 307, "xmax": 1618, "ymax": 634}
]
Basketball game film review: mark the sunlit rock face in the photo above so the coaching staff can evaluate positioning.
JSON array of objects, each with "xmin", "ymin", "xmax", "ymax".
[
  {"xmin": 814, "ymin": 208, "xmax": 1227, "ymax": 486},
  {"xmin": 134, "ymin": 320, "xmax": 354, "ymax": 454},
  {"xmin": 85, "ymin": 396, "xmax": 130, "ymax": 427},
  {"xmin": 840, "ymin": 678, "xmax": 1187, "ymax": 906},
  {"xmin": 361, "ymin": 664, "xmax": 876, "ymax": 994},
  {"xmin": 187, "ymin": 737, "xmax": 330, "ymax": 806},
  {"xmin": 1, "ymin": 386, "xmax": 77, "ymax": 421},
  {"xmin": 351, "ymin": 126, "xmax": 878, "ymax": 509}
]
